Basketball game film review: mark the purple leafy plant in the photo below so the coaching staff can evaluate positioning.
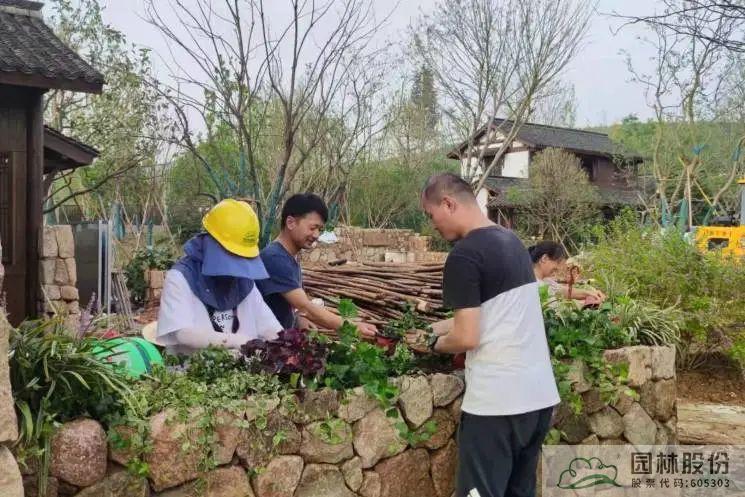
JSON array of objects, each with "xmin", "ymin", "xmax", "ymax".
[{"xmin": 241, "ymin": 328, "xmax": 328, "ymax": 377}]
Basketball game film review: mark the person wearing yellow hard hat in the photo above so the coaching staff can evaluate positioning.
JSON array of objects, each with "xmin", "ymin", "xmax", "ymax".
[{"xmin": 152, "ymin": 199, "xmax": 282, "ymax": 355}]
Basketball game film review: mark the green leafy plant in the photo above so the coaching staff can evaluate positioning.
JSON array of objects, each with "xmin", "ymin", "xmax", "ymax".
[
  {"xmin": 9, "ymin": 318, "xmax": 136, "ymax": 494},
  {"xmin": 611, "ymin": 295, "xmax": 682, "ymax": 346},
  {"xmin": 321, "ymin": 300, "xmax": 423, "ymax": 441},
  {"xmin": 185, "ymin": 345, "xmax": 245, "ymax": 383},
  {"xmin": 108, "ymin": 360, "xmax": 289, "ymax": 477},
  {"xmin": 379, "ymin": 304, "xmax": 432, "ymax": 340},
  {"xmin": 123, "ymin": 247, "xmax": 174, "ymax": 305},
  {"xmin": 542, "ymin": 297, "xmax": 635, "ymax": 415},
  {"xmin": 587, "ymin": 213, "xmax": 745, "ymax": 369}
]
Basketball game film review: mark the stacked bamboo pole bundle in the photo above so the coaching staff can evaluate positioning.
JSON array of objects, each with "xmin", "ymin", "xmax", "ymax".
[{"xmin": 302, "ymin": 261, "xmax": 447, "ymax": 325}]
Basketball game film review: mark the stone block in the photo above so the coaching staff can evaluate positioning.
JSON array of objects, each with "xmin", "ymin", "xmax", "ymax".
[
  {"xmin": 72, "ymin": 469, "xmax": 148, "ymax": 497},
  {"xmin": 158, "ymin": 466, "xmax": 254, "ymax": 497},
  {"xmin": 293, "ymin": 464, "xmax": 355, "ymax": 497},
  {"xmin": 43, "ymin": 285, "xmax": 61, "ymax": 301},
  {"xmin": 237, "ymin": 411, "xmax": 301, "ymax": 469},
  {"xmin": 430, "ymin": 440, "xmax": 457, "ymax": 497},
  {"xmin": 362, "ymin": 231, "xmax": 391, "ymax": 247},
  {"xmin": 251, "ymin": 455, "xmax": 302, "ymax": 497},
  {"xmin": 359, "ymin": 472, "xmax": 381, "ymax": 497},
  {"xmin": 146, "ymin": 270, "xmax": 165, "ymax": 289},
  {"xmin": 42, "ymin": 226, "xmax": 58, "ymax": 258},
  {"xmin": 60, "ymin": 286, "xmax": 78, "ymax": 302},
  {"xmin": 557, "ymin": 413, "xmax": 591, "ymax": 444},
  {"xmin": 54, "ymin": 226, "xmax": 75, "ymax": 259},
  {"xmin": 42, "ymin": 300, "xmax": 65, "ymax": 314},
  {"xmin": 50, "ymin": 419, "xmax": 107, "ymax": 487},
  {"xmin": 22, "ymin": 475, "xmax": 59, "ymax": 497},
  {"xmin": 145, "ymin": 410, "xmax": 202, "ymax": 491},
  {"xmin": 581, "ymin": 389, "xmax": 605, "ymax": 414},
  {"xmin": 588, "ymin": 407, "xmax": 624, "ymax": 439},
  {"xmin": 651, "ymin": 346, "xmax": 676, "ymax": 380},
  {"xmin": 0, "ymin": 445, "xmax": 23, "ymax": 497},
  {"xmin": 66, "ymin": 301, "xmax": 80, "ymax": 315},
  {"xmin": 448, "ymin": 396, "xmax": 463, "ymax": 424},
  {"xmin": 622, "ymin": 403, "xmax": 657, "ymax": 445},
  {"xmin": 413, "ymin": 409, "xmax": 455, "ymax": 450},
  {"xmin": 338, "ymin": 387, "xmax": 378, "ymax": 423},
  {"xmin": 374, "ymin": 448, "xmax": 435, "ymax": 497},
  {"xmin": 341, "ymin": 457, "xmax": 363, "ymax": 492},
  {"xmin": 397, "ymin": 376, "xmax": 433, "ymax": 428},
  {"xmin": 655, "ymin": 420, "xmax": 675, "ymax": 446},
  {"xmin": 639, "ymin": 379, "xmax": 676, "ymax": 421},
  {"xmin": 298, "ymin": 420, "xmax": 354, "ymax": 464},
  {"xmin": 245, "ymin": 395, "xmax": 280, "ymax": 422},
  {"xmin": 603, "ymin": 346, "xmax": 652, "ymax": 387},
  {"xmin": 213, "ymin": 410, "xmax": 242, "ymax": 465},
  {"xmin": 64, "ymin": 258, "xmax": 77, "ymax": 286},
  {"xmin": 281, "ymin": 389, "xmax": 339, "ymax": 424},
  {"xmin": 147, "ymin": 288, "xmax": 162, "ymax": 301},
  {"xmin": 581, "ymin": 434, "xmax": 600, "ymax": 445},
  {"xmin": 611, "ymin": 387, "xmax": 636, "ymax": 415},
  {"xmin": 567, "ymin": 359, "xmax": 592, "ymax": 393},
  {"xmin": 383, "ymin": 252, "xmax": 407, "ymax": 264},
  {"xmin": 51, "ymin": 259, "xmax": 69, "ymax": 286},
  {"xmin": 40, "ymin": 259, "xmax": 57, "ymax": 285},
  {"xmin": 353, "ymin": 408, "xmax": 406, "ymax": 468},
  {"xmin": 0, "ymin": 313, "xmax": 18, "ymax": 443}
]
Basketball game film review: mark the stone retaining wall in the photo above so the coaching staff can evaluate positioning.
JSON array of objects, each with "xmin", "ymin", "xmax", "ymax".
[
  {"xmin": 13, "ymin": 346, "xmax": 678, "ymax": 497},
  {"xmin": 552, "ymin": 345, "xmax": 677, "ymax": 446},
  {"xmin": 0, "ymin": 237, "xmax": 23, "ymax": 497},
  {"xmin": 39, "ymin": 225, "xmax": 81, "ymax": 330},
  {"xmin": 299, "ymin": 227, "xmax": 446, "ymax": 264},
  {"xmin": 41, "ymin": 373, "xmax": 467, "ymax": 497}
]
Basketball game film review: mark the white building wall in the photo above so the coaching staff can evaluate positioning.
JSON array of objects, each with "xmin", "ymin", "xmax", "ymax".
[
  {"xmin": 460, "ymin": 157, "xmax": 482, "ymax": 181},
  {"xmin": 501, "ymin": 150, "xmax": 530, "ymax": 178},
  {"xmin": 476, "ymin": 187, "xmax": 488, "ymax": 215}
]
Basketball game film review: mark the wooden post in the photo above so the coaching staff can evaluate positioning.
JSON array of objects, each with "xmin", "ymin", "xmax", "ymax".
[{"xmin": 25, "ymin": 90, "xmax": 44, "ymax": 319}]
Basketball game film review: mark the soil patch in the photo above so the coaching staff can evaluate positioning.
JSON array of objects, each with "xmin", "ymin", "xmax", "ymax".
[{"xmin": 678, "ymin": 357, "xmax": 745, "ymax": 406}]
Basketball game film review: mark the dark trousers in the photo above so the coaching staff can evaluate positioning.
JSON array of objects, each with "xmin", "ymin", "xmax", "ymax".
[{"xmin": 456, "ymin": 406, "xmax": 553, "ymax": 497}]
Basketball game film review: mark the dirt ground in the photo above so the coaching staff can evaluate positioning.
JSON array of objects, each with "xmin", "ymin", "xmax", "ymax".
[{"xmin": 677, "ymin": 359, "xmax": 745, "ymax": 406}]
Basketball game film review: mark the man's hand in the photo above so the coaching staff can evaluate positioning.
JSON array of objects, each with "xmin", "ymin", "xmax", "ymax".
[
  {"xmin": 356, "ymin": 321, "xmax": 378, "ymax": 338},
  {"xmin": 404, "ymin": 329, "xmax": 431, "ymax": 353}
]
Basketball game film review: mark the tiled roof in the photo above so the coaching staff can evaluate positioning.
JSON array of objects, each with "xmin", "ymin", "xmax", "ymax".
[
  {"xmin": 44, "ymin": 125, "xmax": 99, "ymax": 156},
  {"xmin": 0, "ymin": 1, "xmax": 104, "ymax": 92},
  {"xmin": 448, "ymin": 118, "xmax": 644, "ymax": 162},
  {"xmin": 485, "ymin": 176, "xmax": 644, "ymax": 208}
]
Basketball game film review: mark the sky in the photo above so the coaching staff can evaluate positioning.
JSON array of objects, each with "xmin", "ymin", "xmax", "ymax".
[{"xmin": 90, "ymin": 0, "xmax": 661, "ymax": 128}]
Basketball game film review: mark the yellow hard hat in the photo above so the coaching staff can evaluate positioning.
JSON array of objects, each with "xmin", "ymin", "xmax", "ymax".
[{"xmin": 202, "ymin": 199, "xmax": 261, "ymax": 258}]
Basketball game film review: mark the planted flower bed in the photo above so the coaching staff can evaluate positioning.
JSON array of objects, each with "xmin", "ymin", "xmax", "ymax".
[{"xmin": 4, "ymin": 297, "xmax": 681, "ymax": 497}]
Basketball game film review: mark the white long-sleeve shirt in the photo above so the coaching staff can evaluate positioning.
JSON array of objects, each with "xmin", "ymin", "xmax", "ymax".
[{"xmin": 156, "ymin": 270, "xmax": 282, "ymax": 355}]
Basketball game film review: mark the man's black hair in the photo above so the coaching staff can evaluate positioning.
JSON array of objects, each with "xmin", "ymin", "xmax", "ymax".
[
  {"xmin": 422, "ymin": 172, "xmax": 476, "ymax": 203},
  {"xmin": 281, "ymin": 193, "xmax": 329, "ymax": 228}
]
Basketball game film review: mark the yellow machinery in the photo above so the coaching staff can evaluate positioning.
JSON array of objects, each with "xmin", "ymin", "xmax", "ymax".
[{"xmin": 695, "ymin": 179, "xmax": 745, "ymax": 259}]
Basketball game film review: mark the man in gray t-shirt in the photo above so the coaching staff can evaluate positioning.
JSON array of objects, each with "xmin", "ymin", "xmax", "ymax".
[{"xmin": 413, "ymin": 173, "xmax": 559, "ymax": 497}]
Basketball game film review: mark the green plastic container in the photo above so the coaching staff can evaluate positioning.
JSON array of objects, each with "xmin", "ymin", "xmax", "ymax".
[{"xmin": 93, "ymin": 337, "xmax": 163, "ymax": 378}]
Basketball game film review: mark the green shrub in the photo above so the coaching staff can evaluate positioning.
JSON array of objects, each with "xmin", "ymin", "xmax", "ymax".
[
  {"xmin": 586, "ymin": 213, "xmax": 745, "ymax": 368},
  {"xmin": 123, "ymin": 247, "xmax": 175, "ymax": 305},
  {"xmin": 9, "ymin": 319, "xmax": 135, "ymax": 494}
]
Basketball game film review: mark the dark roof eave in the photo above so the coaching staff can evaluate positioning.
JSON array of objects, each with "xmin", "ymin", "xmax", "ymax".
[
  {"xmin": 0, "ymin": 70, "xmax": 103, "ymax": 93},
  {"xmin": 448, "ymin": 143, "xmax": 645, "ymax": 164},
  {"xmin": 43, "ymin": 126, "xmax": 99, "ymax": 174}
]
